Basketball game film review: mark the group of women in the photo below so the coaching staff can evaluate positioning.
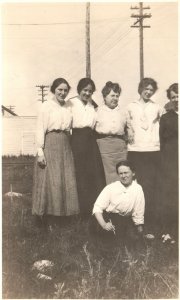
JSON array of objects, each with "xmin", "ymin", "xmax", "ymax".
[{"xmin": 32, "ymin": 76, "xmax": 178, "ymax": 243}]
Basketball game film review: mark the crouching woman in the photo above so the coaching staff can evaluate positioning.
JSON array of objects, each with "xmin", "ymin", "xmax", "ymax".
[{"xmin": 92, "ymin": 160, "xmax": 145, "ymax": 248}]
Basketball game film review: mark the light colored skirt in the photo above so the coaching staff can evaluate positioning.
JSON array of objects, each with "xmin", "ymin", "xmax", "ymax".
[
  {"xmin": 32, "ymin": 131, "xmax": 80, "ymax": 216},
  {"xmin": 97, "ymin": 136, "xmax": 127, "ymax": 184}
]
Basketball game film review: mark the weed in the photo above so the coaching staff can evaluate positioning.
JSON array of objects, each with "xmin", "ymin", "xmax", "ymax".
[{"xmin": 2, "ymin": 159, "xmax": 179, "ymax": 299}]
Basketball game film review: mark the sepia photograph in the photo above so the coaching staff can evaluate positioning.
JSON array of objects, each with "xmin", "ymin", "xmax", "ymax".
[{"xmin": 1, "ymin": 0, "xmax": 178, "ymax": 299}]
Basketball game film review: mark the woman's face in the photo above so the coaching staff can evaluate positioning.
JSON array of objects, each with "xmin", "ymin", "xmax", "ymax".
[
  {"xmin": 169, "ymin": 90, "xmax": 178, "ymax": 102},
  {"xmin": 170, "ymin": 90, "xmax": 178, "ymax": 111},
  {"xmin": 141, "ymin": 84, "xmax": 155, "ymax": 102},
  {"xmin": 79, "ymin": 84, "xmax": 93, "ymax": 103},
  {"xmin": 54, "ymin": 83, "xmax": 69, "ymax": 104},
  {"xmin": 117, "ymin": 165, "xmax": 134, "ymax": 187},
  {"xmin": 104, "ymin": 90, "xmax": 120, "ymax": 109}
]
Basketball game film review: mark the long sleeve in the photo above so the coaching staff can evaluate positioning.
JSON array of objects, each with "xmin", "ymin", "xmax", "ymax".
[
  {"xmin": 131, "ymin": 186, "xmax": 145, "ymax": 225},
  {"xmin": 125, "ymin": 108, "xmax": 135, "ymax": 140},
  {"xmin": 159, "ymin": 115, "xmax": 166, "ymax": 151},
  {"xmin": 92, "ymin": 186, "xmax": 111, "ymax": 214},
  {"xmin": 36, "ymin": 103, "xmax": 49, "ymax": 155}
]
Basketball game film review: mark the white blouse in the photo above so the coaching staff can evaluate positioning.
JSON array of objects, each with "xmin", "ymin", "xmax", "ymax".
[
  {"xmin": 93, "ymin": 180, "xmax": 145, "ymax": 225},
  {"xmin": 67, "ymin": 96, "xmax": 96, "ymax": 129},
  {"xmin": 126, "ymin": 99, "xmax": 163, "ymax": 151},
  {"xmin": 95, "ymin": 104, "xmax": 126, "ymax": 135},
  {"xmin": 36, "ymin": 98, "xmax": 72, "ymax": 156}
]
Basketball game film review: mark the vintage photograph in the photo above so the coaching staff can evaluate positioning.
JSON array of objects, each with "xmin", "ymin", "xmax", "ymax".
[{"xmin": 2, "ymin": 1, "xmax": 178, "ymax": 299}]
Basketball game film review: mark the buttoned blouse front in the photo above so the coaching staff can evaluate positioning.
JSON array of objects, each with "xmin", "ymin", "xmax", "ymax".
[
  {"xmin": 126, "ymin": 99, "xmax": 163, "ymax": 151},
  {"xmin": 67, "ymin": 96, "xmax": 96, "ymax": 129},
  {"xmin": 95, "ymin": 104, "xmax": 126, "ymax": 135},
  {"xmin": 36, "ymin": 99, "xmax": 72, "ymax": 154},
  {"xmin": 93, "ymin": 180, "xmax": 145, "ymax": 225}
]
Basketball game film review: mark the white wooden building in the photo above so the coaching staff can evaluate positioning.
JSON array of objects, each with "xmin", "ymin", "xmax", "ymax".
[{"xmin": 2, "ymin": 116, "xmax": 37, "ymax": 156}]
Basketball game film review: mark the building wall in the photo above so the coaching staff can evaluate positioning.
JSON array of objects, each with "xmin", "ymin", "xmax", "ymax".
[{"xmin": 2, "ymin": 116, "xmax": 37, "ymax": 156}]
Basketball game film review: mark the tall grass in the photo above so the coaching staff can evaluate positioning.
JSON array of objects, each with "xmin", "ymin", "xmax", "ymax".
[{"xmin": 2, "ymin": 157, "xmax": 179, "ymax": 299}]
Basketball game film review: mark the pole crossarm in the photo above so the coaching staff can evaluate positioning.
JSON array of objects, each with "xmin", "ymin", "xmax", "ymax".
[
  {"xmin": 131, "ymin": 25, "xmax": 151, "ymax": 28},
  {"xmin": 131, "ymin": 14, "xmax": 151, "ymax": 18}
]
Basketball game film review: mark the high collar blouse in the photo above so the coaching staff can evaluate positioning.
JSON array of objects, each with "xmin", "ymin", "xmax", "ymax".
[
  {"xmin": 67, "ymin": 96, "xmax": 96, "ymax": 129},
  {"xmin": 36, "ymin": 98, "xmax": 72, "ymax": 155},
  {"xmin": 93, "ymin": 180, "xmax": 145, "ymax": 225},
  {"xmin": 126, "ymin": 99, "xmax": 163, "ymax": 152},
  {"xmin": 95, "ymin": 104, "xmax": 126, "ymax": 135}
]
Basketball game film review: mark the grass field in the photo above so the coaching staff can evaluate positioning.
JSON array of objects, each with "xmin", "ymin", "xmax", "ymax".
[{"xmin": 2, "ymin": 156, "xmax": 179, "ymax": 299}]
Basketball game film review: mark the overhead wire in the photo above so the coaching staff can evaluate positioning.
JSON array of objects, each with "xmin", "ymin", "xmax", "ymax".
[
  {"xmin": 2, "ymin": 16, "xmax": 133, "ymax": 26},
  {"xmin": 91, "ymin": 18, "xmax": 130, "ymax": 57},
  {"xmin": 91, "ymin": 20, "xmax": 131, "ymax": 61}
]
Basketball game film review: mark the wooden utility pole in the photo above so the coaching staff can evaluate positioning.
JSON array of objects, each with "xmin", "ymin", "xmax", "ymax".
[
  {"xmin": 131, "ymin": 2, "xmax": 151, "ymax": 81},
  {"xmin": 36, "ymin": 85, "xmax": 49, "ymax": 103},
  {"xmin": 86, "ymin": 2, "xmax": 91, "ymax": 78}
]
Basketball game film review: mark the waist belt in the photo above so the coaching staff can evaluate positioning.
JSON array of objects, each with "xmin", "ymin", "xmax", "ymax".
[
  {"xmin": 96, "ymin": 133, "xmax": 125, "ymax": 140},
  {"xmin": 46, "ymin": 129, "xmax": 70, "ymax": 135}
]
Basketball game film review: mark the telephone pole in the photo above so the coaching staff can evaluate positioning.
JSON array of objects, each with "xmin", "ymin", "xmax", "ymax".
[
  {"xmin": 131, "ymin": 2, "xmax": 151, "ymax": 80},
  {"xmin": 36, "ymin": 85, "xmax": 49, "ymax": 103},
  {"xmin": 86, "ymin": 2, "xmax": 91, "ymax": 78}
]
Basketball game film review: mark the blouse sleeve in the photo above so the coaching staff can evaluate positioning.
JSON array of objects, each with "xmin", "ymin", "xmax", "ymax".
[
  {"xmin": 125, "ymin": 107, "xmax": 135, "ymax": 138},
  {"xmin": 92, "ymin": 185, "xmax": 111, "ymax": 214},
  {"xmin": 131, "ymin": 186, "xmax": 145, "ymax": 225},
  {"xmin": 159, "ymin": 114, "xmax": 168, "ymax": 151},
  {"xmin": 36, "ymin": 103, "xmax": 49, "ymax": 156}
]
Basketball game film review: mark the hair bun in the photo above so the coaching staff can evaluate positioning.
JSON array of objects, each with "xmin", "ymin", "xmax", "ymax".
[{"xmin": 106, "ymin": 81, "xmax": 112, "ymax": 87}]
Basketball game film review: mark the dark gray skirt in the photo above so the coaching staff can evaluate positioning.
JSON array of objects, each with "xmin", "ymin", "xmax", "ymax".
[
  {"xmin": 71, "ymin": 128, "xmax": 106, "ymax": 214},
  {"xmin": 32, "ymin": 131, "xmax": 80, "ymax": 216},
  {"xmin": 96, "ymin": 136, "xmax": 127, "ymax": 184}
]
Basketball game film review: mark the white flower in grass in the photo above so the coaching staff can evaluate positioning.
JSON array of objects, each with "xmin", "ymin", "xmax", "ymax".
[
  {"xmin": 5, "ymin": 192, "xmax": 23, "ymax": 197},
  {"xmin": 32, "ymin": 260, "xmax": 55, "ymax": 273},
  {"xmin": 162, "ymin": 234, "xmax": 175, "ymax": 244},
  {"xmin": 144, "ymin": 233, "xmax": 155, "ymax": 240},
  {"xmin": 36, "ymin": 273, "xmax": 52, "ymax": 281}
]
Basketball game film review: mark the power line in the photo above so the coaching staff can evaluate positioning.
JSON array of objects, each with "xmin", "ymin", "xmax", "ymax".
[
  {"xmin": 92, "ymin": 18, "xmax": 130, "ymax": 59},
  {"xmin": 2, "ymin": 17, "xmax": 133, "ymax": 26}
]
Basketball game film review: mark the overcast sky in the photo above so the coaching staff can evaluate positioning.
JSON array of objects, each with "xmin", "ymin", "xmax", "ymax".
[{"xmin": 1, "ymin": 1, "xmax": 178, "ymax": 116}]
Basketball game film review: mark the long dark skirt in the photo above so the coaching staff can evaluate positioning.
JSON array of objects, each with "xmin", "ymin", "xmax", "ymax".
[
  {"xmin": 159, "ymin": 140, "xmax": 178, "ymax": 236},
  {"xmin": 127, "ymin": 151, "xmax": 160, "ymax": 227},
  {"xmin": 89, "ymin": 213, "xmax": 143, "ymax": 249},
  {"xmin": 32, "ymin": 131, "xmax": 80, "ymax": 216},
  {"xmin": 71, "ymin": 128, "xmax": 106, "ymax": 214}
]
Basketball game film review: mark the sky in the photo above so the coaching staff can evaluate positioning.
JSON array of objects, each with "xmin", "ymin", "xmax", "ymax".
[{"xmin": 1, "ymin": 1, "xmax": 178, "ymax": 116}]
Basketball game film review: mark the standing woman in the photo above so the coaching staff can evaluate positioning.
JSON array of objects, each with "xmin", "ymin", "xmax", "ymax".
[
  {"xmin": 159, "ymin": 83, "xmax": 178, "ymax": 242},
  {"xmin": 95, "ymin": 81, "xmax": 127, "ymax": 184},
  {"xmin": 68, "ymin": 78, "xmax": 106, "ymax": 214},
  {"xmin": 32, "ymin": 78, "xmax": 79, "ymax": 228},
  {"xmin": 126, "ymin": 78, "xmax": 163, "ymax": 229}
]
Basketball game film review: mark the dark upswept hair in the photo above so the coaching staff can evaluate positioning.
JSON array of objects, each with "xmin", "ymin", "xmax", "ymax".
[
  {"xmin": 116, "ymin": 160, "xmax": 135, "ymax": 174},
  {"xmin": 166, "ymin": 83, "xmax": 178, "ymax": 100},
  {"xmin": 50, "ymin": 78, "xmax": 71, "ymax": 94},
  {"xmin": 102, "ymin": 81, "xmax": 121, "ymax": 98},
  {"xmin": 138, "ymin": 77, "xmax": 158, "ymax": 95},
  {"xmin": 77, "ymin": 78, "xmax": 96, "ymax": 94}
]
